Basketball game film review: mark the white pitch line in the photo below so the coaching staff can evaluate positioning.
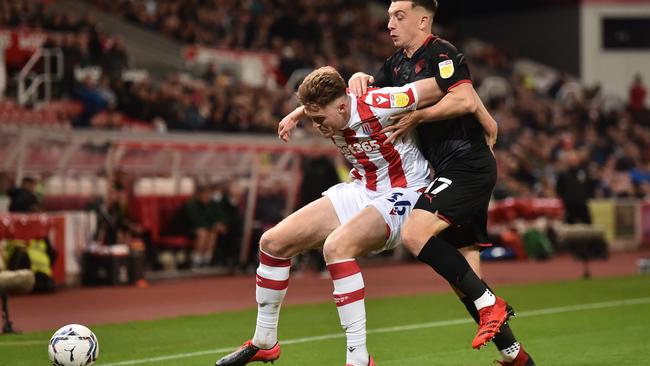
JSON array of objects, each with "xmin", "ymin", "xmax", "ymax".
[
  {"xmin": 47, "ymin": 296, "xmax": 650, "ymax": 365},
  {"xmin": 0, "ymin": 340, "xmax": 46, "ymax": 347}
]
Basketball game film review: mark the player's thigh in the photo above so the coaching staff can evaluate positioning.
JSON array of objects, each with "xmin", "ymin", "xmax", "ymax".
[
  {"xmin": 261, "ymin": 197, "xmax": 340, "ymax": 258},
  {"xmin": 323, "ymin": 205, "xmax": 387, "ymax": 262},
  {"xmin": 401, "ymin": 208, "xmax": 450, "ymax": 254}
]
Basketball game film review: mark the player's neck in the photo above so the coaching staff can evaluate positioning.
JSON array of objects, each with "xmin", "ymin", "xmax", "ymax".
[{"xmin": 404, "ymin": 33, "xmax": 432, "ymax": 58}]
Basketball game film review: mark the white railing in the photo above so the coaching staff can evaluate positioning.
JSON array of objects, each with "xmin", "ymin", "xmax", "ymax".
[{"xmin": 17, "ymin": 48, "xmax": 64, "ymax": 106}]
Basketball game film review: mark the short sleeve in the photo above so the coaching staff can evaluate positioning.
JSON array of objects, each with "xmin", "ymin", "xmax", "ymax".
[
  {"xmin": 361, "ymin": 83, "xmax": 419, "ymax": 119},
  {"xmin": 429, "ymin": 41, "xmax": 472, "ymax": 92}
]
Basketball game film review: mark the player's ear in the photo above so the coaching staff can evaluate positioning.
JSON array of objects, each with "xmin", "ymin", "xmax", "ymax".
[
  {"xmin": 419, "ymin": 16, "xmax": 430, "ymax": 31},
  {"xmin": 337, "ymin": 101, "xmax": 346, "ymax": 114}
]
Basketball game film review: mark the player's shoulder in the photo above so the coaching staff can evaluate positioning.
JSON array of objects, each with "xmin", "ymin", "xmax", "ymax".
[{"xmin": 423, "ymin": 35, "xmax": 461, "ymax": 57}]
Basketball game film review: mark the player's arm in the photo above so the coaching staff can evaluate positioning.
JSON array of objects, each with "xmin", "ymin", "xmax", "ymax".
[
  {"xmin": 411, "ymin": 77, "xmax": 445, "ymax": 108},
  {"xmin": 383, "ymin": 44, "xmax": 494, "ymax": 144},
  {"xmin": 473, "ymin": 89, "xmax": 498, "ymax": 149},
  {"xmin": 349, "ymin": 58, "xmax": 392, "ymax": 96},
  {"xmin": 278, "ymin": 105, "xmax": 305, "ymax": 142}
]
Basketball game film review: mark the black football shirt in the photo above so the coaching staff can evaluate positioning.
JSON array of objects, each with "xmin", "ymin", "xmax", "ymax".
[{"xmin": 373, "ymin": 35, "xmax": 487, "ymax": 172}]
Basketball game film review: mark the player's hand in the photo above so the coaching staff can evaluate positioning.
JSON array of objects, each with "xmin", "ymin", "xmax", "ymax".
[
  {"xmin": 313, "ymin": 122, "xmax": 335, "ymax": 138},
  {"xmin": 349, "ymin": 72, "xmax": 374, "ymax": 97},
  {"xmin": 278, "ymin": 107, "xmax": 303, "ymax": 142},
  {"xmin": 485, "ymin": 132, "xmax": 497, "ymax": 150},
  {"xmin": 382, "ymin": 110, "xmax": 422, "ymax": 145}
]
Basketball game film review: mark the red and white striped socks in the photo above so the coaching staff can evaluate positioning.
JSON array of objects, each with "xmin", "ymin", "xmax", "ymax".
[
  {"xmin": 328, "ymin": 259, "xmax": 369, "ymax": 366},
  {"xmin": 252, "ymin": 250, "xmax": 291, "ymax": 349}
]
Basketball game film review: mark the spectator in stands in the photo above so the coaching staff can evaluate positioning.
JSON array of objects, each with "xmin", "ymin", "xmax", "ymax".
[
  {"xmin": 5, "ymin": 237, "xmax": 56, "ymax": 293},
  {"xmin": 102, "ymin": 37, "xmax": 129, "ymax": 80},
  {"xmin": 88, "ymin": 186, "xmax": 140, "ymax": 245},
  {"xmin": 211, "ymin": 182, "xmax": 241, "ymax": 269},
  {"xmin": 556, "ymin": 149, "xmax": 593, "ymax": 224},
  {"xmin": 73, "ymin": 75, "xmax": 109, "ymax": 127},
  {"xmin": 629, "ymin": 74, "xmax": 647, "ymax": 111},
  {"xmin": 180, "ymin": 185, "xmax": 227, "ymax": 267},
  {"xmin": 8, "ymin": 176, "xmax": 40, "ymax": 213}
]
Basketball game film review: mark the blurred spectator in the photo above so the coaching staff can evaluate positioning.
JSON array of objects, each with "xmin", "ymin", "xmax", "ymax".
[
  {"xmin": 73, "ymin": 76, "xmax": 110, "ymax": 127},
  {"xmin": 87, "ymin": 186, "xmax": 141, "ymax": 246},
  {"xmin": 211, "ymin": 182, "xmax": 242, "ymax": 269},
  {"xmin": 8, "ymin": 177, "xmax": 40, "ymax": 213},
  {"xmin": 555, "ymin": 150, "xmax": 593, "ymax": 224},
  {"xmin": 5, "ymin": 237, "xmax": 57, "ymax": 293},
  {"xmin": 629, "ymin": 74, "xmax": 647, "ymax": 111},
  {"xmin": 179, "ymin": 185, "xmax": 227, "ymax": 267},
  {"xmin": 102, "ymin": 37, "xmax": 130, "ymax": 80},
  {"xmin": 296, "ymin": 152, "xmax": 340, "ymax": 273}
]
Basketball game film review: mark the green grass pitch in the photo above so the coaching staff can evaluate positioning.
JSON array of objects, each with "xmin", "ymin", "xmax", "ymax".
[{"xmin": 1, "ymin": 275, "xmax": 649, "ymax": 365}]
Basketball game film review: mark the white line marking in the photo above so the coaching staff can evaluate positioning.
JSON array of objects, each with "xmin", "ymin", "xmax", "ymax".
[
  {"xmin": 0, "ymin": 340, "xmax": 46, "ymax": 346},
  {"xmin": 74, "ymin": 297, "xmax": 650, "ymax": 365}
]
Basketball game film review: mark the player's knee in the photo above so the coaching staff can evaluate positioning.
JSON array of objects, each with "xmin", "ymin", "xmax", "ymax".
[
  {"xmin": 400, "ymin": 217, "xmax": 445, "ymax": 255},
  {"xmin": 322, "ymin": 235, "xmax": 355, "ymax": 263},
  {"xmin": 259, "ymin": 228, "xmax": 290, "ymax": 258},
  {"xmin": 400, "ymin": 224, "xmax": 427, "ymax": 255}
]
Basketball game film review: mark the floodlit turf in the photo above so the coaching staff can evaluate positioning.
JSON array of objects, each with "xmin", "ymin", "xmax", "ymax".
[{"xmin": 2, "ymin": 275, "xmax": 650, "ymax": 366}]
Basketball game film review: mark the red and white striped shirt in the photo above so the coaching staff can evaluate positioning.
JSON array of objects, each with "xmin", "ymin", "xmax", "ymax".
[{"xmin": 332, "ymin": 84, "xmax": 430, "ymax": 192}]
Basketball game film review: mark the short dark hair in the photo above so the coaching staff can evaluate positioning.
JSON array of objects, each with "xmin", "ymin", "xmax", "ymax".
[
  {"xmin": 297, "ymin": 66, "xmax": 347, "ymax": 111},
  {"xmin": 392, "ymin": 0, "xmax": 438, "ymax": 15}
]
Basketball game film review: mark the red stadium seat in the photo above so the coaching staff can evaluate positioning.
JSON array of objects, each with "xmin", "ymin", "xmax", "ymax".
[{"xmin": 131, "ymin": 196, "xmax": 192, "ymax": 249}]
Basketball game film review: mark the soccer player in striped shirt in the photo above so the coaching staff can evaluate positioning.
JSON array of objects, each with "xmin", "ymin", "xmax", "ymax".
[{"xmin": 217, "ymin": 66, "xmax": 448, "ymax": 366}]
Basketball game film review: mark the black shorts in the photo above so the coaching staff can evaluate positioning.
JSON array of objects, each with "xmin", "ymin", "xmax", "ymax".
[{"xmin": 414, "ymin": 148, "xmax": 497, "ymax": 249}]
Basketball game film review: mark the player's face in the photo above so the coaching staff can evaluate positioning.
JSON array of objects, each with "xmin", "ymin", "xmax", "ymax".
[
  {"xmin": 387, "ymin": 2, "xmax": 425, "ymax": 48},
  {"xmin": 305, "ymin": 101, "xmax": 347, "ymax": 132}
]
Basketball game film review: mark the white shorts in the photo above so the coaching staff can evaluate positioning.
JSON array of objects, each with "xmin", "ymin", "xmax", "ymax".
[{"xmin": 322, "ymin": 181, "xmax": 424, "ymax": 253}]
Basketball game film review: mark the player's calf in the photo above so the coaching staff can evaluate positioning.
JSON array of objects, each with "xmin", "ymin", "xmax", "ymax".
[
  {"xmin": 253, "ymin": 250, "xmax": 291, "ymax": 349},
  {"xmin": 328, "ymin": 259, "xmax": 370, "ymax": 366}
]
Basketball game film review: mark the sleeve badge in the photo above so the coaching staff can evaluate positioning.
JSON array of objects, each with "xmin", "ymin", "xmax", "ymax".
[{"xmin": 438, "ymin": 60, "xmax": 454, "ymax": 79}]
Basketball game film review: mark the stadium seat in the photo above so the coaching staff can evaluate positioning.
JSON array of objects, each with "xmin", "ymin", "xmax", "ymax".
[{"xmin": 131, "ymin": 196, "xmax": 191, "ymax": 249}]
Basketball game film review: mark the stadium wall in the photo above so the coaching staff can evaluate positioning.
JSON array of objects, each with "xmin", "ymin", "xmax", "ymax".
[
  {"xmin": 456, "ymin": 5, "xmax": 581, "ymax": 76},
  {"xmin": 580, "ymin": 2, "xmax": 650, "ymax": 102}
]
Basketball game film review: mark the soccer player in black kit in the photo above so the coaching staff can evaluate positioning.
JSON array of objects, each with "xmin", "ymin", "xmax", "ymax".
[{"xmin": 347, "ymin": 1, "xmax": 535, "ymax": 365}]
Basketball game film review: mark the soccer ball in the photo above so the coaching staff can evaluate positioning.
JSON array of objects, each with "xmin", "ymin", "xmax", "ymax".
[{"xmin": 48, "ymin": 324, "xmax": 99, "ymax": 366}]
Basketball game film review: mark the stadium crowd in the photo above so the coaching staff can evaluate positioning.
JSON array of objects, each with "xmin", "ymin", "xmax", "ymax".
[{"xmin": 1, "ymin": 0, "xmax": 649, "ymax": 203}]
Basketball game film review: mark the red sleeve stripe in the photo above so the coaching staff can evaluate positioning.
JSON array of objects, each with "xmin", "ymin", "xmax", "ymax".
[
  {"xmin": 256, "ymin": 275, "xmax": 289, "ymax": 290},
  {"xmin": 327, "ymin": 260, "xmax": 361, "ymax": 280},
  {"xmin": 356, "ymin": 100, "xmax": 408, "ymax": 189},
  {"xmin": 475, "ymin": 243, "xmax": 493, "ymax": 248},
  {"xmin": 436, "ymin": 212, "xmax": 454, "ymax": 225},
  {"xmin": 333, "ymin": 288, "xmax": 365, "ymax": 307},
  {"xmin": 343, "ymin": 128, "xmax": 378, "ymax": 191},
  {"xmin": 386, "ymin": 223, "xmax": 391, "ymax": 241},
  {"xmin": 259, "ymin": 250, "xmax": 291, "ymax": 267},
  {"xmin": 447, "ymin": 79, "xmax": 472, "ymax": 91}
]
